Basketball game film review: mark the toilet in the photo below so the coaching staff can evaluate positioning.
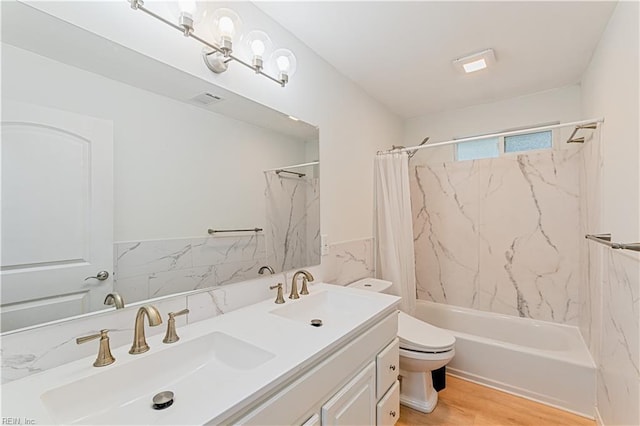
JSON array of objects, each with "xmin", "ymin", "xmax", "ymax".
[{"xmin": 348, "ymin": 278, "xmax": 456, "ymax": 413}]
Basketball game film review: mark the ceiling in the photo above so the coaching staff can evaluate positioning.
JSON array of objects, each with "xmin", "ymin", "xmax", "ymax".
[{"xmin": 257, "ymin": 1, "xmax": 617, "ymax": 119}]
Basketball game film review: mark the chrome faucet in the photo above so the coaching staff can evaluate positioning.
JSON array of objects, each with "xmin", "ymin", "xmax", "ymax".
[
  {"xmin": 104, "ymin": 292, "xmax": 125, "ymax": 309},
  {"xmin": 129, "ymin": 305, "xmax": 162, "ymax": 354},
  {"xmin": 290, "ymin": 270, "xmax": 315, "ymax": 299}
]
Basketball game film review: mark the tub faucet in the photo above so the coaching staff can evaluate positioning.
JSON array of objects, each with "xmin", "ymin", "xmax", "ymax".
[
  {"xmin": 290, "ymin": 270, "xmax": 315, "ymax": 299},
  {"xmin": 104, "ymin": 292, "xmax": 125, "ymax": 309},
  {"xmin": 129, "ymin": 305, "xmax": 162, "ymax": 355}
]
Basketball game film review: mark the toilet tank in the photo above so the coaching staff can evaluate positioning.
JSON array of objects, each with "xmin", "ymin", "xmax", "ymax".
[{"xmin": 348, "ymin": 278, "xmax": 393, "ymax": 294}]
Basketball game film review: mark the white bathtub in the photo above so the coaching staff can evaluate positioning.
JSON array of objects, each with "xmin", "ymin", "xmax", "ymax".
[{"xmin": 414, "ymin": 300, "xmax": 596, "ymax": 418}]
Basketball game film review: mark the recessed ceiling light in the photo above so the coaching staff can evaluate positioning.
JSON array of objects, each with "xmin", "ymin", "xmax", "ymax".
[
  {"xmin": 463, "ymin": 58, "xmax": 487, "ymax": 73},
  {"xmin": 453, "ymin": 49, "xmax": 496, "ymax": 74}
]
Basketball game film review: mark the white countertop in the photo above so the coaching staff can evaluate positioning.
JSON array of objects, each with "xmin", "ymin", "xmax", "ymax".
[{"xmin": 1, "ymin": 283, "xmax": 400, "ymax": 425}]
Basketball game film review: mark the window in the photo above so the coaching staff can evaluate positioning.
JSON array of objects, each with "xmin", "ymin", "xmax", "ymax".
[
  {"xmin": 456, "ymin": 137, "xmax": 499, "ymax": 161},
  {"xmin": 456, "ymin": 129, "xmax": 553, "ymax": 161},
  {"xmin": 504, "ymin": 130, "xmax": 552, "ymax": 153}
]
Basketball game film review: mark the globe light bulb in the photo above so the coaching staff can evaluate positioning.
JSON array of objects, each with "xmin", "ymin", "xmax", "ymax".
[
  {"xmin": 218, "ymin": 16, "xmax": 235, "ymax": 38},
  {"xmin": 251, "ymin": 39, "xmax": 266, "ymax": 57},
  {"xmin": 271, "ymin": 48, "xmax": 297, "ymax": 84},
  {"xmin": 177, "ymin": 0, "xmax": 196, "ymax": 17},
  {"xmin": 277, "ymin": 56, "xmax": 290, "ymax": 72}
]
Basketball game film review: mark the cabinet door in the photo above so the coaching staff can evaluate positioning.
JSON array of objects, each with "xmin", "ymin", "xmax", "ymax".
[{"xmin": 322, "ymin": 362, "xmax": 376, "ymax": 426}]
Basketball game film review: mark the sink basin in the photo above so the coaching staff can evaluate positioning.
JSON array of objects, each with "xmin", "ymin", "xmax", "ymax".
[
  {"xmin": 40, "ymin": 332, "xmax": 274, "ymax": 424},
  {"xmin": 270, "ymin": 289, "xmax": 376, "ymax": 327}
]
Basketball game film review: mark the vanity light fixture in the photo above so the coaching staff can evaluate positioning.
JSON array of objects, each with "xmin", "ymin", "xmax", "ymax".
[
  {"xmin": 128, "ymin": 0, "xmax": 295, "ymax": 87},
  {"xmin": 453, "ymin": 48, "xmax": 496, "ymax": 74}
]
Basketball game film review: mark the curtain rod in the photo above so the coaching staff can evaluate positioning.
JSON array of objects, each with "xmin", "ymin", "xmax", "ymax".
[
  {"xmin": 377, "ymin": 118, "xmax": 604, "ymax": 155},
  {"xmin": 264, "ymin": 161, "xmax": 319, "ymax": 172}
]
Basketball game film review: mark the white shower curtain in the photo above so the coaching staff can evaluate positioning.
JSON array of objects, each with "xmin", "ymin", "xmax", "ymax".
[{"xmin": 374, "ymin": 152, "xmax": 417, "ymax": 315}]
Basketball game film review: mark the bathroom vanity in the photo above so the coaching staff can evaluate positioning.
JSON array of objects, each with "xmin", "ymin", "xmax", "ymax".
[{"xmin": 1, "ymin": 284, "xmax": 400, "ymax": 425}]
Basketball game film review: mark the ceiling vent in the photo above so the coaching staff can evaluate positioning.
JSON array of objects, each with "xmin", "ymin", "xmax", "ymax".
[{"xmin": 190, "ymin": 92, "xmax": 224, "ymax": 105}]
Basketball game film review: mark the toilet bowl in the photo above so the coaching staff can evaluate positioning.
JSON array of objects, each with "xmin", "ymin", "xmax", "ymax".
[{"xmin": 348, "ymin": 278, "xmax": 455, "ymax": 413}]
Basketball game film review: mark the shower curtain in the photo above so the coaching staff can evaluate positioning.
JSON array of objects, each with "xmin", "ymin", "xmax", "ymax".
[{"xmin": 374, "ymin": 152, "xmax": 417, "ymax": 314}]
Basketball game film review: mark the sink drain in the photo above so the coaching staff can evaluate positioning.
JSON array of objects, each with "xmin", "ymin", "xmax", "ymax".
[
  {"xmin": 152, "ymin": 391, "xmax": 174, "ymax": 410},
  {"xmin": 310, "ymin": 319, "xmax": 323, "ymax": 327}
]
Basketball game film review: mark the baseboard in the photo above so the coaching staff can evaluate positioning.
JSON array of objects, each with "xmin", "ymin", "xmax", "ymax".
[{"xmin": 447, "ymin": 368, "xmax": 595, "ymax": 420}]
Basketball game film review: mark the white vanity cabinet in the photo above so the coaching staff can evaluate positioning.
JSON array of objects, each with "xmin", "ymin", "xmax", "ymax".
[{"xmin": 228, "ymin": 311, "xmax": 399, "ymax": 426}]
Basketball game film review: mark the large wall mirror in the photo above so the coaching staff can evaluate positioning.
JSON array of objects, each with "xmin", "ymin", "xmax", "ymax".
[{"xmin": 0, "ymin": 2, "xmax": 320, "ymax": 332}]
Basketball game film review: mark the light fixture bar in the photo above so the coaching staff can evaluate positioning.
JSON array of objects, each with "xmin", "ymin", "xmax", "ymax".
[{"xmin": 129, "ymin": 0, "xmax": 286, "ymax": 87}]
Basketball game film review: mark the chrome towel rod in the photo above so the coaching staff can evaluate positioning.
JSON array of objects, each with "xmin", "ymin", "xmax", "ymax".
[
  {"xmin": 585, "ymin": 233, "xmax": 640, "ymax": 252},
  {"xmin": 208, "ymin": 228, "xmax": 263, "ymax": 235}
]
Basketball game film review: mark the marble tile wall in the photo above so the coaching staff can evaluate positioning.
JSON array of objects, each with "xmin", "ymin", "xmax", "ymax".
[
  {"xmin": 411, "ymin": 148, "xmax": 583, "ymax": 325},
  {"xmin": 322, "ymin": 238, "xmax": 375, "ymax": 286},
  {"xmin": 113, "ymin": 234, "xmax": 267, "ymax": 304},
  {"xmin": 0, "ymin": 237, "xmax": 371, "ymax": 384},
  {"xmin": 597, "ymin": 251, "xmax": 640, "ymax": 425},
  {"xmin": 578, "ymin": 130, "xmax": 603, "ymax": 357},
  {"xmin": 264, "ymin": 173, "xmax": 320, "ymax": 272}
]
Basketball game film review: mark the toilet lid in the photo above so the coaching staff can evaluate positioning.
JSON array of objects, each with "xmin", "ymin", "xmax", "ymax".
[{"xmin": 398, "ymin": 312, "xmax": 455, "ymax": 352}]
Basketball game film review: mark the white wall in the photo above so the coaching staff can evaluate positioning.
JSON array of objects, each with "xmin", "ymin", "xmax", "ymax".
[
  {"xmin": 24, "ymin": 1, "xmax": 403, "ymax": 246},
  {"xmin": 2, "ymin": 43, "xmax": 309, "ymax": 241},
  {"xmin": 404, "ymin": 85, "xmax": 582, "ymax": 163},
  {"xmin": 580, "ymin": 2, "xmax": 639, "ymax": 425}
]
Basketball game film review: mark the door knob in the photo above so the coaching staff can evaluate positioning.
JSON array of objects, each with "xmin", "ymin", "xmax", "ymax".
[{"xmin": 85, "ymin": 271, "xmax": 110, "ymax": 281}]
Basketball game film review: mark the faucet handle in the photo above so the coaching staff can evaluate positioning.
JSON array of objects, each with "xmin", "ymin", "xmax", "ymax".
[
  {"xmin": 300, "ymin": 276, "xmax": 312, "ymax": 295},
  {"xmin": 77, "ymin": 329, "xmax": 116, "ymax": 367},
  {"xmin": 270, "ymin": 283, "xmax": 285, "ymax": 304},
  {"xmin": 162, "ymin": 309, "xmax": 190, "ymax": 344}
]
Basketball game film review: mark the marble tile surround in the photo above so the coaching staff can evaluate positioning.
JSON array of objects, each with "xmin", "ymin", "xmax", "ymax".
[
  {"xmin": 596, "ymin": 251, "xmax": 640, "ymax": 425},
  {"xmin": 411, "ymin": 148, "xmax": 583, "ymax": 325},
  {"xmin": 576, "ymin": 129, "xmax": 640, "ymax": 425},
  {"xmin": 1, "ymin": 237, "xmax": 372, "ymax": 384},
  {"xmin": 114, "ymin": 234, "xmax": 267, "ymax": 304},
  {"xmin": 578, "ymin": 130, "xmax": 603, "ymax": 357},
  {"xmin": 322, "ymin": 238, "xmax": 375, "ymax": 286},
  {"xmin": 264, "ymin": 173, "xmax": 320, "ymax": 272}
]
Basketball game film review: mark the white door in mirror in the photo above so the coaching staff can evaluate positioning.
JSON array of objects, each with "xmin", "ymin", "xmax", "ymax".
[{"xmin": 1, "ymin": 101, "xmax": 114, "ymax": 332}]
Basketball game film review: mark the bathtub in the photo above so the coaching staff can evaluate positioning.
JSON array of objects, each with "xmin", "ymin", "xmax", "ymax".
[{"xmin": 414, "ymin": 300, "xmax": 596, "ymax": 418}]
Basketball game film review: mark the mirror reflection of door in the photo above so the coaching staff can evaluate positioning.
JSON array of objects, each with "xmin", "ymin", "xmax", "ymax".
[{"xmin": 1, "ymin": 101, "xmax": 114, "ymax": 332}]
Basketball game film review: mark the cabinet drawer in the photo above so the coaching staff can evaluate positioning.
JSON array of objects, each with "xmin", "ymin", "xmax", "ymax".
[
  {"xmin": 376, "ymin": 338, "xmax": 399, "ymax": 398},
  {"xmin": 302, "ymin": 413, "xmax": 320, "ymax": 426},
  {"xmin": 376, "ymin": 380, "xmax": 400, "ymax": 426}
]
